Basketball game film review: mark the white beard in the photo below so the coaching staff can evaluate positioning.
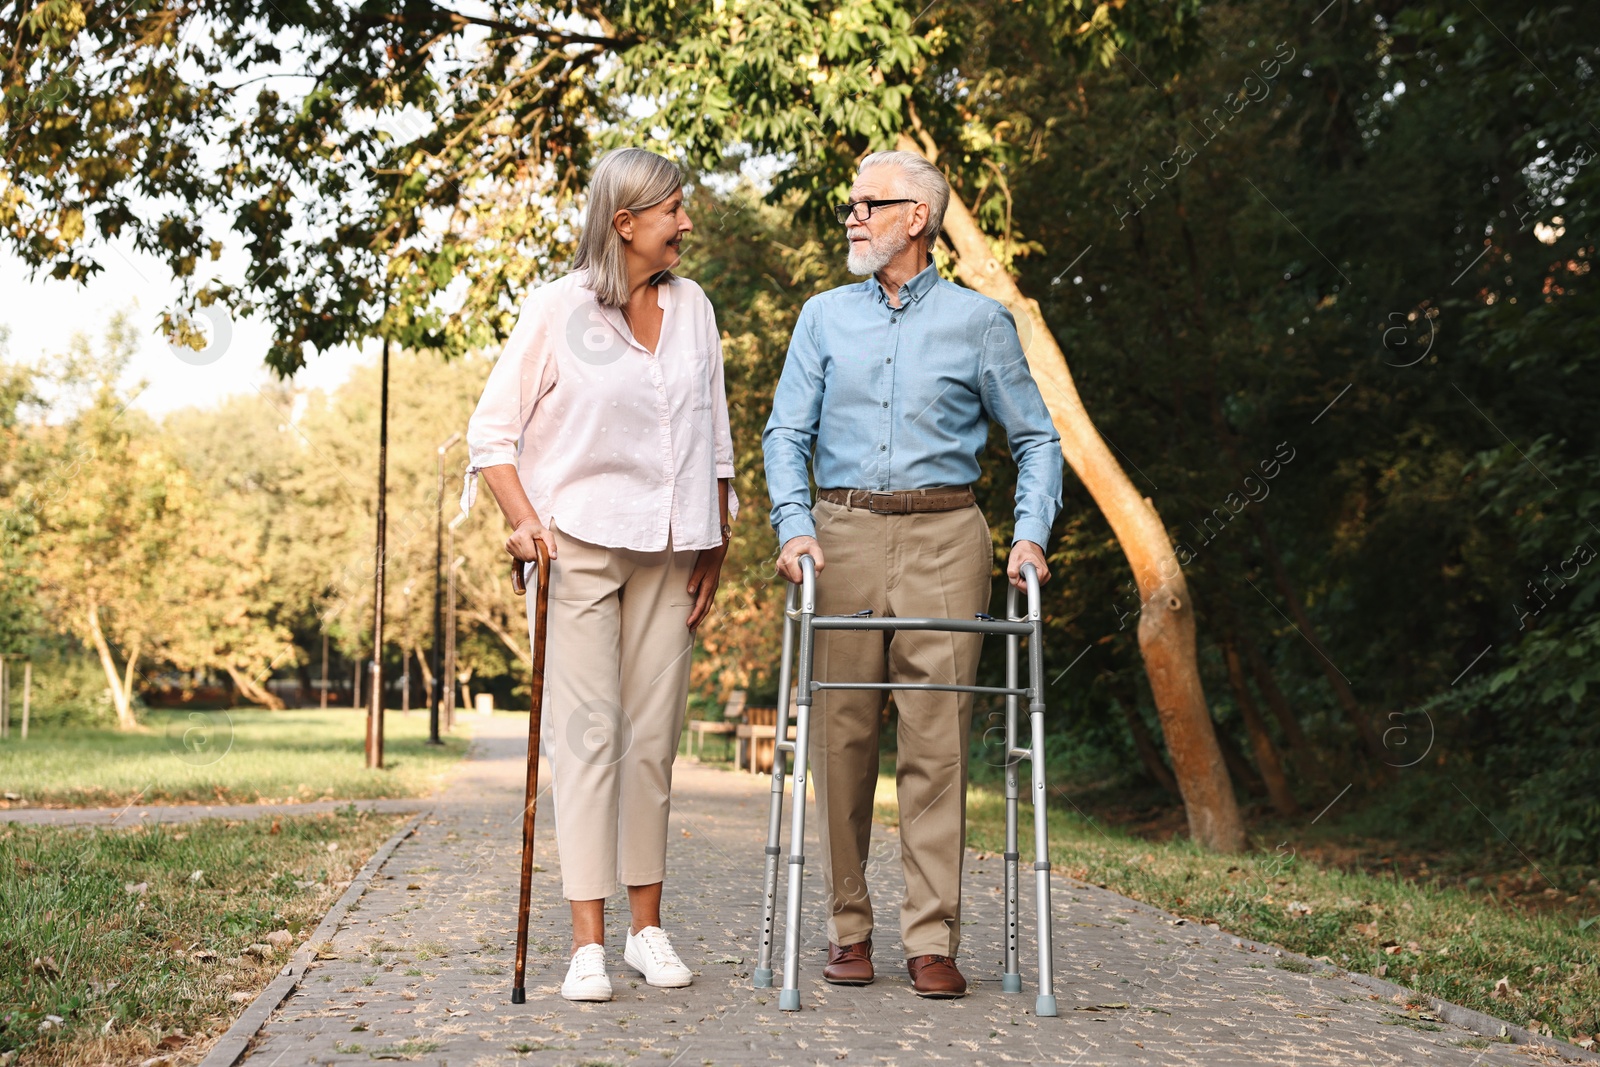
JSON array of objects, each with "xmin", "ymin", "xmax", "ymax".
[{"xmin": 847, "ymin": 227, "xmax": 909, "ymax": 276}]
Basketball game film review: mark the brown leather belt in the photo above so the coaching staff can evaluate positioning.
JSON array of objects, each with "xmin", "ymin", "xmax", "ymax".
[{"xmin": 817, "ymin": 486, "xmax": 976, "ymax": 515}]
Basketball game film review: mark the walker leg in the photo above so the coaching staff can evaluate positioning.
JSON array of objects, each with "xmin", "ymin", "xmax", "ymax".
[
  {"xmin": 1002, "ymin": 587, "xmax": 1022, "ymax": 994},
  {"xmin": 779, "ymin": 575, "xmax": 817, "ymax": 1011},
  {"xmin": 1027, "ymin": 603, "xmax": 1057, "ymax": 1017},
  {"xmin": 755, "ymin": 587, "xmax": 799, "ymax": 989}
]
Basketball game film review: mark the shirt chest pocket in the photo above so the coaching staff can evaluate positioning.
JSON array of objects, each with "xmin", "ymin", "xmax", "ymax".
[{"xmin": 682, "ymin": 344, "xmax": 715, "ymax": 412}]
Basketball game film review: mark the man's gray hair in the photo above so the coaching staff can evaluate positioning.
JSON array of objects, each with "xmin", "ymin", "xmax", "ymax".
[
  {"xmin": 858, "ymin": 150, "xmax": 950, "ymax": 245},
  {"xmin": 573, "ymin": 147, "xmax": 683, "ymax": 308}
]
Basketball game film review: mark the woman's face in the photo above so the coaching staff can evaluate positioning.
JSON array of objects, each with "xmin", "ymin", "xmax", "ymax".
[{"xmin": 619, "ymin": 187, "xmax": 692, "ymax": 275}]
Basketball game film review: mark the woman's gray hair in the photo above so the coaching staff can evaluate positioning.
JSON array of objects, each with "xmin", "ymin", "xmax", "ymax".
[
  {"xmin": 572, "ymin": 148, "xmax": 683, "ymax": 308},
  {"xmin": 858, "ymin": 150, "xmax": 950, "ymax": 245}
]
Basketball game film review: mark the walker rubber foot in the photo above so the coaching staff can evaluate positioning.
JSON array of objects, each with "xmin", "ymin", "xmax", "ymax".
[
  {"xmin": 1035, "ymin": 994, "xmax": 1057, "ymax": 1017},
  {"xmin": 778, "ymin": 989, "xmax": 801, "ymax": 1011},
  {"xmin": 511, "ymin": 987, "xmax": 526, "ymax": 1005},
  {"xmin": 753, "ymin": 968, "xmax": 774, "ymax": 988},
  {"xmin": 1002, "ymin": 973, "xmax": 1022, "ymax": 993}
]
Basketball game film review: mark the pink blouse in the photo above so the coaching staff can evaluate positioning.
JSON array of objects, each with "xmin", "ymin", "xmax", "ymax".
[{"xmin": 461, "ymin": 270, "xmax": 737, "ymax": 552}]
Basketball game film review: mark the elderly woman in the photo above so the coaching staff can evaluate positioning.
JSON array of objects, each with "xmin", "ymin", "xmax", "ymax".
[{"xmin": 462, "ymin": 147, "xmax": 735, "ymax": 1002}]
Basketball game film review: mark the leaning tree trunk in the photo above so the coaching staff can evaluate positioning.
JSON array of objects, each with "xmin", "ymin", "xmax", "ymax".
[
  {"xmin": 86, "ymin": 597, "xmax": 140, "ymax": 731},
  {"xmin": 900, "ymin": 133, "xmax": 1245, "ymax": 851},
  {"xmin": 224, "ymin": 664, "xmax": 286, "ymax": 710}
]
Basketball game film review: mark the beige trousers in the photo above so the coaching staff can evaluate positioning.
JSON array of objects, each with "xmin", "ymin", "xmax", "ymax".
[
  {"xmin": 527, "ymin": 528, "xmax": 698, "ymax": 900},
  {"xmin": 809, "ymin": 498, "xmax": 992, "ymax": 959}
]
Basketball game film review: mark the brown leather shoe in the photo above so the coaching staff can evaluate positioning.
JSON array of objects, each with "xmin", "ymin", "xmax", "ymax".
[
  {"xmin": 907, "ymin": 954, "xmax": 967, "ymax": 998},
  {"xmin": 823, "ymin": 939, "xmax": 874, "ymax": 985}
]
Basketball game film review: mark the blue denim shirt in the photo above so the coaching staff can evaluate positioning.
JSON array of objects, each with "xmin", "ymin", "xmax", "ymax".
[{"xmin": 763, "ymin": 261, "xmax": 1063, "ymax": 547}]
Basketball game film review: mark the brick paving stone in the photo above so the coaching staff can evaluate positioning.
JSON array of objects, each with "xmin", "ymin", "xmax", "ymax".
[{"xmin": 239, "ymin": 714, "xmax": 1578, "ymax": 1067}]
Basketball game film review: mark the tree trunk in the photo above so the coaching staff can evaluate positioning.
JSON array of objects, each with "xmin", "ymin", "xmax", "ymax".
[
  {"xmin": 225, "ymin": 664, "xmax": 286, "ymax": 710},
  {"xmin": 1223, "ymin": 637, "xmax": 1299, "ymax": 817},
  {"xmin": 1246, "ymin": 509, "xmax": 1389, "ymax": 773},
  {"xmin": 1238, "ymin": 628, "xmax": 1314, "ymax": 755},
  {"xmin": 86, "ymin": 597, "xmax": 139, "ymax": 730},
  {"xmin": 900, "ymin": 131, "xmax": 1244, "ymax": 851},
  {"xmin": 1118, "ymin": 701, "xmax": 1179, "ymax": 796},
  {"xmin": 412, "ymin": 644, "xmax": 435, "ymax": 704},
  {"xmin": 1213, "ymin": 718, "xmax": 1265, "ymax": 798}
]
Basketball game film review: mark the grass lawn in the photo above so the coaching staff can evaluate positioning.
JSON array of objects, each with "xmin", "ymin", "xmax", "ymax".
[
  {"xmin": 0, "ymin": 709, "xmax": 469, "ymax": 808},
  {"xmin": 0, "ymin": 808, "xmax": 406, "ymax": 1065},
  {"xmin": 860, "ymin": 780, "xmax": 1600, "ymax": 1047}
]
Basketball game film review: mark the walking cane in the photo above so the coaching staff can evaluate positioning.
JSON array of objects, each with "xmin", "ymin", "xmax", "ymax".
[{"xmin": 509, "ymin": 539, "xmax": 550, "ymax": 1005}]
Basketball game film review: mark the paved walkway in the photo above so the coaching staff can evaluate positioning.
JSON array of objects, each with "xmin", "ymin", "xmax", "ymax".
[{"xmin": 237, "ymin": 715, "xmax": 1582, "ymax": 1066}]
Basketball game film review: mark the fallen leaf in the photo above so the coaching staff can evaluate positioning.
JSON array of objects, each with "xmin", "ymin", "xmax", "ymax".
[
  {"xmin": 1491, "ymin": 976, "xmax": 1514, "ymax": 1000},
  {"xmin": 448, "ymin": 1009, "xmax": 471, "ymax": 1017},
  {"xmin": 406, "ymin": 883, "xmax": 422, "ymax": 891},
  {"xmin": 327, "ymin": 842, "xmax": 339, "ymax": 853},
  {"xmin": 228, "ymin": 991, "xmax": 253, "ymax": 1004},
  {"xmin": 124, "ymin": 882, "xmax": 149, "ymax": 896},
  {"xmin": 265, "ymin": 930, "xmax": 293, "ymax": 951},
  {"xmin": 189, "ymin": 870, "xmax": 204, "ymax": 884},
  {"xmin": 190, "ymin": 950, "xmax": 219, "ymax": 964},
  {"xmin": 30, "ymin": 956, "xmax": 61, "ymax": 978},
  {"xmin": 1384, "ymin": 945, "xmax": 1403, "ymax": 955},
  {"xmin": 1354, "ymin": 922, "xmax": 1378, "ymax": 938}
]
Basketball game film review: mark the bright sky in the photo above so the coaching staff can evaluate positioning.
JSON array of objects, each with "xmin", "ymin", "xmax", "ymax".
[{"xmin": 0, "ymin": 237, "xmax": 371, "ymax": 418}]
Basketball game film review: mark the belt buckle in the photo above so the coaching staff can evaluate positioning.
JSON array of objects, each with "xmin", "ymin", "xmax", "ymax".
[{"xmin": 867, "ymin": 490, "xmax": 899, "ymax": 515}]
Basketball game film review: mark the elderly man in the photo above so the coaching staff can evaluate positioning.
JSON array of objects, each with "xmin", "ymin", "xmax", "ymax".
[{"xmin": 762, "ymin": 150, "xmax": 1063, "ymax": 997}]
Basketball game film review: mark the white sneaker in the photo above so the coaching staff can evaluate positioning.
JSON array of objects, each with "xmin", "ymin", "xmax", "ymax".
[
  {"xmin": 623, "ymin": 926, "xmax": 693, "ymax": 988},
  {"xmin": 560, "ymin": 943, "xmax": 613, "ymax": 1002}
]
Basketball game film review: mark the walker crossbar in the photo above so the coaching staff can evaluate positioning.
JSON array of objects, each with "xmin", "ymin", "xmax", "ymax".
[
  {"xmin": 810, "ymin": 616, "xmax": 1034, "ymax": 636},
  {"xmin": 752, "ymin": 553, "xmax": 1059, "ymax": 1017},
  {"xmin": 813, "ymin": 681, "xmax": 1032, "ymax": 697}
]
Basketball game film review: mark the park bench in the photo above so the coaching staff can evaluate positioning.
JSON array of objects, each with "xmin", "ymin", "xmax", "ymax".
[
  {"xmin": 734, "ymin": 693, "xmax": 798, "ymax": 775},
  {"xmin": 685, "ymin": 689, "xmax": 745, "ymax": 760}
]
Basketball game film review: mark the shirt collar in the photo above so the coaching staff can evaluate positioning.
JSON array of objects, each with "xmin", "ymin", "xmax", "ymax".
[{"xmin": 868, "ymin": 258, "xmax": 939, "ymax": 306}]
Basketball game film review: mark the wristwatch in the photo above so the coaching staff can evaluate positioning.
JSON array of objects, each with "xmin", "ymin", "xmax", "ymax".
[{"xmin": 720, "ymin": 522, "xmax": 732, "ymax": 543}]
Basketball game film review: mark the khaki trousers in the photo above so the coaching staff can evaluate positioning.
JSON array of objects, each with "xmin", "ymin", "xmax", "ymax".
[
  {"xmin": 527, "ymin": 528, "xmax": 697, "ymax": 900},
  {"xmin": 809, "ymin": 498, "xmax": 992, "ymax": 959}
]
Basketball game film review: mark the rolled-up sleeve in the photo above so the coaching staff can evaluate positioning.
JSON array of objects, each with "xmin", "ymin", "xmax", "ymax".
[
  {"xmin": 762, "ymin": 303, "xmax": 825, "ymax": 544},
  {"xmin": 460, "ymin": 295, "xmax": 555, "ymax": 512},
  {"xmin": 978, "ymin": 307, "xmax": 1063, "ymax": 547}
]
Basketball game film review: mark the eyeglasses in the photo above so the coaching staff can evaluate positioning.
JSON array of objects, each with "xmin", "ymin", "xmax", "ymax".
[{"xmin": 835, "ymin": 198, "xmax": 917, "ymax": 225}]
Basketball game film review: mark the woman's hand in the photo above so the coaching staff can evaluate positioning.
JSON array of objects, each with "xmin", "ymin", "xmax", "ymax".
[
  {"xmin": 685, "ymin": 543, "xmax": 728, "ymax": 631},
  {"xmin": 506, "ymin": 515, "xmax": 557, "ymax": 563}
]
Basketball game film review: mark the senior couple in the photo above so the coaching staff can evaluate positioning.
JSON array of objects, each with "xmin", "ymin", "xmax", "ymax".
[{"xmin": 465, "ymin": 147, "xmax": 1063, "ymax": 1003}]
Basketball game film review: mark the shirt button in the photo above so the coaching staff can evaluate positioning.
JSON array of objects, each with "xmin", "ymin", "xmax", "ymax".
[
  {"xmin": 881, "ymin": 402, "xmax": 888, "ymax": 408},
  {"xmin": 879, "ymin": 445, "xmax": 886, "ymax": 452},
  {"xmin": 885, "ymin": 358, "xmax": 892, "ymax": 364}
]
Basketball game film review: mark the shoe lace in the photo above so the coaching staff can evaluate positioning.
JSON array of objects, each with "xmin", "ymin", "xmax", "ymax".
[
  {"xmin": 571, "ymin": 945, "xmax": 605, "ymax": 977},
  {"xmin": 639, "ymin": 928, "xmax": 680, "ymax": 966}
]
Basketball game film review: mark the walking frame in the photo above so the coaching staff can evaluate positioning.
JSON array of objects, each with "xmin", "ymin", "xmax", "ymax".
[
  {"xmin": 753, "ymin": 553, "xmax": 1058, "ymax": 1016},
  {"xmin": 509, "ymin": 542, "xmax": 550, "ymax": 1005}
]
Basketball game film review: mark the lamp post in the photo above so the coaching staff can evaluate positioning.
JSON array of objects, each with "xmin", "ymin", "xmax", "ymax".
[
  {"xmin": 444, "ymin": 508, "xmax": 468, "ymax": 732},
  {"xmin": 446, "ymin": 551, "xmax": 465, "ymax": 732},
  {"xmin": 366, "ymin": 334, "xmax": 393, "ymax": 769},
  {"xmin": 430, "ymin": 431, "xmax": 463, "ymax": 745}
]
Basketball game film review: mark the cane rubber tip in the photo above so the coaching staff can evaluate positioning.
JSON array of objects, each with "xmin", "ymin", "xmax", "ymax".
[
  {"xmin": 753, "ymin": 967, "xmax": 774, "ymax": 988},
  {"xmin": 778, "ymin": 989, "xmax": 801, "ymax": 1011},
  {"xmin": 511, "ymin": 987, "xmax": 526, "ymax": 1005},
  {"xmin": 1002, "ymin": 973, "xmax": 1022, "ymax": 993},
  {"xmin": 1035, "ymin": 994, "xmax": 1058, "ymax": 1017}
]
